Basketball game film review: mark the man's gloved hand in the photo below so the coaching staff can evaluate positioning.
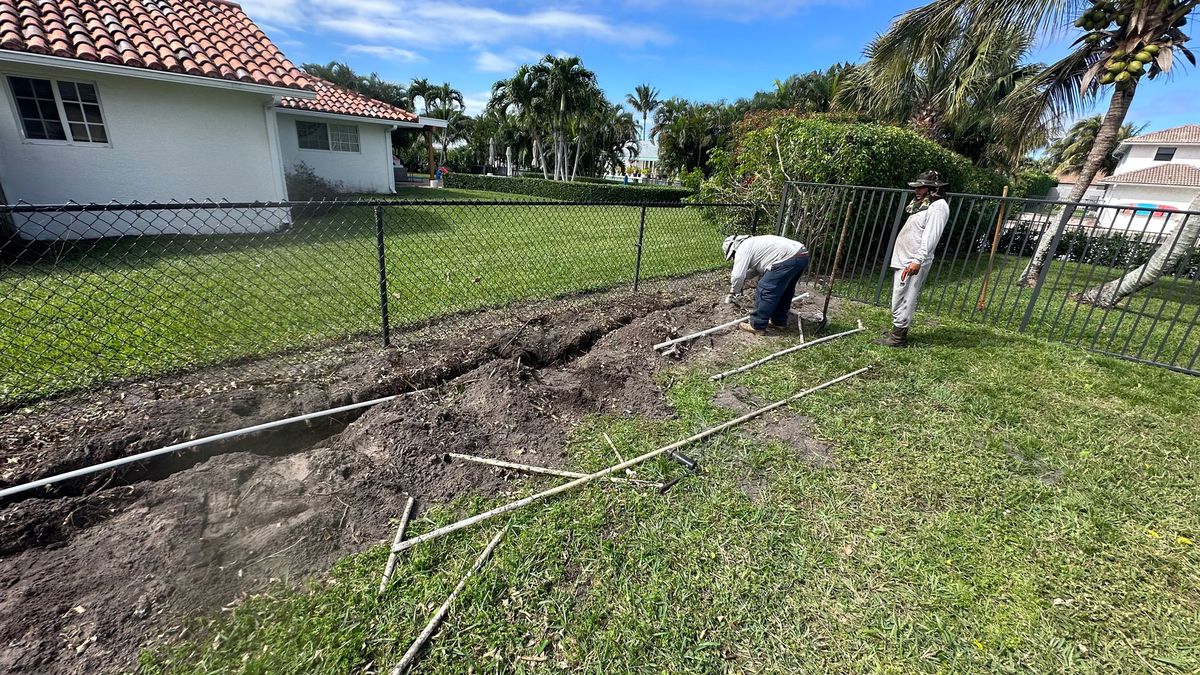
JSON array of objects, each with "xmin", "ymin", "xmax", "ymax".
[{"xmin": 724, "ymin": 293, "xmax": 741, "ymax": 304}]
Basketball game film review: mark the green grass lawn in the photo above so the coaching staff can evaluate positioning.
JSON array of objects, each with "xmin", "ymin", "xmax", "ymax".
[
  {"xmin": 834, "ymin": 254, "xmax": 1200, "ymax": 372},
  {"xmin": 138, "ymin": 305, "xmax": 1200, "ymax": 674},
  {"xmin": 0, "ymin": 191, "xmax": 726, "ymax": 406}
]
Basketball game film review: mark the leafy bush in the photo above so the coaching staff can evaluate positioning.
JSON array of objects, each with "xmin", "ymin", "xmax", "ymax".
[
  {"xmin": 444, "ymin": 174, "xmax": 693, "ymax": 203},
  {"xmin": 1010, "ymin": 171, "xmax": 1058, "ymax": 199}
]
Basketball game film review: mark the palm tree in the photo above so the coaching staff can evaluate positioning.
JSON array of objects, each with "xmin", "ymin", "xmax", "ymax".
[
  {"xmin": 625, "ymin": 84, "xmax": 661, "ymax": 141},
  {"xmin": 1043, "ymin": 115, "xmax": 1146, "ymax": 175},
  {"xmin": 490, "ymin": 66, "xmax": 551, "ymax": 178},
  {"xmin": 530, "ymin": 55, "xmax": 599, "ymax": 180},
  {"xmin": 864, "ymin": 0, "xmax": 1197, "ymax": 286},
  {"xmin": 650, "ymin": 97, "xmax": 688, "ymax": 141},
  {"xmin": 408, "ymin": 78, "xmax": 433, "ymax": 115},
  {"xmin": 838, "ymin": 25, "xmax": 1050, "ymax": 168}
]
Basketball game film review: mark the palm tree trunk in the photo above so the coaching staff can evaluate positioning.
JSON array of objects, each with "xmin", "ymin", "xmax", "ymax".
[
  {"xmin": 506, "ymin": 145, "xmax": 513, "ymax": 176},
  {"xmin": 1020, "ymin": 85, "xmax": 1136, "ymax": 287},
  {"xmin": 488, "ymin": 138, "xmax": 495, "ymax": 169},
  {"xmin": 532, "ymin": 132, "xmax": 549, "ymax": 179},
  {"xmin": 1075, "ymin": 194, "xmax": 1200, "ymax": 307},
  {"xmin": 571, "ymin": 137, "xmax": 582, "ymax": 181},
  {"xmin": 642, "ymin": 112, "xmax": 647, "ymax": 141}
]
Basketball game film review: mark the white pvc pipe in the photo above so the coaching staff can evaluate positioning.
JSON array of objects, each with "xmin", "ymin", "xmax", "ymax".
[
  {"xmin": 393, "ymin": 366, "xmax": 870, "ymax": 554},
  {"xmin": 710, "ymin": 320, "xmax": 865, "ymax": 382},
  {"xmin": 653, "ymin": 293, "xmax": 809, "ymax": 351},
  {"xmin": 0, "ymin": 392, "xmax": 410, "ymax": 499}
]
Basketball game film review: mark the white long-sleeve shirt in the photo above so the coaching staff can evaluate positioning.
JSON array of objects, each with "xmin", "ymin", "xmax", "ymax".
[
  {"xmin": 890, "ymin": 199, "xmax": 950, "ymax": 269},
  {"xmin": 729, "ymin": 235, "xmax": 807, "ymax": 294}
]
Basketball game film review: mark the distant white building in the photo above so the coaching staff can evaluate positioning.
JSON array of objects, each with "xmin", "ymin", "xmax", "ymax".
[{"xmin": 1097, "ymin": 124, "xmax": 1200, "ymax": 236}]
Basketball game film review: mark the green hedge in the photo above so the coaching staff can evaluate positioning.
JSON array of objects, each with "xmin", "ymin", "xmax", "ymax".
[
  {"xmin": 1010, "ymin": 170, "xmax": 1058, "ymax": 199},
  {"xmin": 445, "ymin": 174, "xmax": 692, "ymax": 203}
]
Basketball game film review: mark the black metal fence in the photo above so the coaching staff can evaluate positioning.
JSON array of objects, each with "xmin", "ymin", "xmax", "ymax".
[
  {"xmin": 0, "ymin": 199, "xmax": 750, "ymax": 408},
  {"xmin": 777, "ymin": 181, "xmax": 1200, "ymax": 375}
]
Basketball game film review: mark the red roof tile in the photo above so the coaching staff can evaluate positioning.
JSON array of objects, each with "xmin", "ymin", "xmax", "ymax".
[
  {"xmin": 1123, "ymin": 124, "xmax": 1200, "ymax": 145},
  {"xmin": 0, "ymin": 0, "xmax": 311, "ymax": 91},
  {"xmin": 277, "ymin": 78, "xmax": 419, "ymax": 124},
  {"xmin": 1102, "ymin": 163, "xmax": 1200, "ymax": 187}
]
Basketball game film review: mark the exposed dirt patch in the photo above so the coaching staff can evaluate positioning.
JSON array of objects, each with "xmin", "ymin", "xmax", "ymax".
[
  {"xmin": 1, "ymin": 272, "xmax": 834, "ymax": 675},
  {"xmin": 710, "ymin": 386, "xmax": 836, "ymax": 469}
]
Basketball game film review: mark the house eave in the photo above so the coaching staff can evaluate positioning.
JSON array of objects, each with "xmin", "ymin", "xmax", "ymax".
[
  {"xmin": 1102, "ymin": 181, "xmax": 1200, "ymax": 188},
  {"xmin": 418, "ymin": 116, "xmax": 449, "ymax": 128},
  {"xmin": 0, "ymin": 50, "xmax": 317, "ymax": 98},
  {"xmin": 276, "ymin": 107, "xmax": 419, "ymax": 127}
]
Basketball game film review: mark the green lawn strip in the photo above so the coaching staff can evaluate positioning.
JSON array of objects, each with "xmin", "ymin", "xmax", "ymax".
[
  {"xmin": 1, "ymin": 204, "xmax": 722, "ymax": 406},
  {"xmin": 138, "ymin": 305, "xmax": 1200, "ymax": 674}
]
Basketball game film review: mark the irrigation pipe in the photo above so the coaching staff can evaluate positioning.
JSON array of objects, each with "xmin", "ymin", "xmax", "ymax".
[
  {"xmin": 389, "ymin": 526, "xmax": 507, "ymax": 675},
  {"xmin": 0, "ymin": 391, "xmax": 416, "ymax": 499},
  {"xmin": 653, "ymin": 293, "xmax": 810, "ymax": 351},
  {"xmin": 393, "ymin": 365, "xmax": 870, "ymax": 554},
  {"xmin": 379, "ymin": 497, "xmax": 416, "ymax": 596},
  {"xmin": 710, "ymin": 321, "xmax": 865, "ymax": 382},
  {"xmin": 448, "ymin": 453, "xmax": 662, "ymax": 489}
]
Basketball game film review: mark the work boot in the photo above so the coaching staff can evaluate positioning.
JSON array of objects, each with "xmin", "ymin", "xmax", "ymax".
[
  {"xmin": 737, "ymin": 321, "xmax": 766, "ymax": 336},
  {"xmin": 873, "ymin": 326, "xmax": 908, "ymax": 347},
  {"xmin": 768, "ymin": 320, "xmax": 789, "ymax": 331}
]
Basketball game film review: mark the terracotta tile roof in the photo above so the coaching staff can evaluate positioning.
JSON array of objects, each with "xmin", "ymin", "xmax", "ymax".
[
  {"xmin": 1123, "ymin": 124, "xmax": 1200, "ymax": 145},
  {"xmin": 277, "ymin": 78, "xmax": 419, "ymax": 124},
  {"xmin": 1102, "ymin": 163, "xmax": 1200, "ymax": 187},
  {"xmin": 0, "ymin": 0, "xmax": 311, "ymax": 91}
]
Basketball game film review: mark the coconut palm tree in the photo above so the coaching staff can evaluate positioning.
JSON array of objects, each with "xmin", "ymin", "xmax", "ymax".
[
  {"xmin": 626, "ymin": 84, "xmax": 661, "ymax": 141},
  {"xmin": 1043, "ymin": 115, "xmax": 1147, "ymax": 175},
  {"xmin": 490, "ymin": 65, "xmax": 551, "ymax": 177},
  {"xmin": 838, "ymin": 25, "xmax": 1050, "ymax": 169},
  {"xmin": 865, "ymin": 0, "xmax": 1197, "ymax": 287}
]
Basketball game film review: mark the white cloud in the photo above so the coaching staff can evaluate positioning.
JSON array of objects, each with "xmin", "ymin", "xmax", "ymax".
[
  {"xmin": 475, "ymin": 47, "xmax": 545, "ymax": 73},
  {"xmin": 626, "ymin": 0, "xmax": 860, "ymax": 21},
  {"xmin": 346, "ymin": 45, "xmax": 426, "ymax": 62},
  {"xmin": 241, "ymin": 1, "xmax": 670, "ymax": 51},
  {"xmin": 460, "ymin": 90, "xmax": 493, "ymax": 116}
]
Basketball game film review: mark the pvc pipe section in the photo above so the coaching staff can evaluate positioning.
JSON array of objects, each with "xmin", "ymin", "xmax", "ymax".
[
  {"xmin": 654, "ymin": 293, "xmax": 810, "ymax": 351},
  {"xmin": 0, "ymin": 392, "xmax": 408, "ymax": 499}
]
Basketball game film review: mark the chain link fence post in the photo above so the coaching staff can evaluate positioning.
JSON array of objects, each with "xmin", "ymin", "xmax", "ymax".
[
  {"xmin": 374, "ymin": 205, "xmax": 391, "ymax": 347},
  {"xmin": 633, "ymin": 204, "xmax": 647, "ymax": 291},
  {"xmin": 750, "ymin": 207, "xmax": 760, "ymax": 236}
]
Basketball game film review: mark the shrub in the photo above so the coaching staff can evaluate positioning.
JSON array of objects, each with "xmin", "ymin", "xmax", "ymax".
[
  {"xmin": 1010, "ymin": 170, "xmax": 1058, "ymax": 199},
  {"xmin": 444, "ymin": 174, "xmax": 693, "ymax": 203}
]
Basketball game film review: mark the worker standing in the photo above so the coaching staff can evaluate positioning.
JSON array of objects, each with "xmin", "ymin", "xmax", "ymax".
[
  {"xmin": 876, "ymin": 170, "xmax": 951, "ymax": 347},
  {"xmin": 722, "ymin": 234, "xmax": 809, "ymax": 335}
]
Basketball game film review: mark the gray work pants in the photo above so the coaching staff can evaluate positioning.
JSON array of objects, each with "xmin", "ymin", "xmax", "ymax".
[{"xmin": 890, "ymin": 264, "xmax": 931, "ymax": 328}]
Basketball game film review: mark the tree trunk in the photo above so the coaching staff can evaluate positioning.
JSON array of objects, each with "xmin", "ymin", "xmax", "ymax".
[
  {"xmin": 571, "ymin": 137, "xmax": 582, "ymax": 181},
  {"xmin": 1075, "ymin": 194, "xmax": 1200, "ymax": 307},
  {"xmin": 1020, "ymin": 84, "xmax": 1137, "ymax": 287},
  {"xmin": 488, "ymin": 138, "xmax": 495, "ymax": 169},
  {"xmin": 532, "ymin": 132, "xmax": 549, "ymax": 179},
  {"xmin": 506, "ymin": 145, "xmax": 513, "ymax": 176}
]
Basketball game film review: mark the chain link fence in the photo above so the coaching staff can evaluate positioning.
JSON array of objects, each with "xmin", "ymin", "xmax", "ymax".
[
  {"xmin": 1, "ymin": 199, "xmax": 745, "ymax": 408},
  {"xmin": 778, "ymin": 181, "xmax": 1200, "ymax": 375}
]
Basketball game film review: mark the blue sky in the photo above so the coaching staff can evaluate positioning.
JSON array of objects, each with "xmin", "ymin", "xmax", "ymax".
[{"xmin": 241, "ymin": 0, "xmax": 1199, "ymax": 135}]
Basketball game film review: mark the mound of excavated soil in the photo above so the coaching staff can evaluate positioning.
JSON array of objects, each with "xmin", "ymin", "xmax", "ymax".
[{"xmin": 4, "ymin": 273, "xmax": 840, "ymax": 674}]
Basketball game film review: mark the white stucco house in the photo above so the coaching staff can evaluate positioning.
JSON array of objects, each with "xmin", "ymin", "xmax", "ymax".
[
  {"xmin": 0, "ymin": 0, "xmax": 444, "ymax": 239},
  {"xmin": 1096, "ymin": 124, "xmax": 1200, "ymax": 237}
]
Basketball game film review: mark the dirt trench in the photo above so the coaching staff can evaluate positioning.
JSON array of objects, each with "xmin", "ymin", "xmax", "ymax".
[{"xmin": 0, "ymin": 279, "xmax": 815, "ymax": 675}]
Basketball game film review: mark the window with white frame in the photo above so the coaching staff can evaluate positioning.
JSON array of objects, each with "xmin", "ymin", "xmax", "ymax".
[
  {"xmin": 296, "ymin": 120, "xmax": 359, "ymax": 152},
  {"xmin": 8, "ymin": 75, "xmax": 107, "ymax": 143}
]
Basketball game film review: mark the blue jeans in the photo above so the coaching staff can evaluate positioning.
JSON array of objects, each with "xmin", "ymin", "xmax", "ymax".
[{"xmin": 751, "ymin": 255, "xmax": 809, "ymax": 329}]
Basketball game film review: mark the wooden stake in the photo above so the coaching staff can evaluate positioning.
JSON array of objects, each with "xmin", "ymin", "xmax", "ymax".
[
  {"xmin": 389, "ymin": 527, "xmax": 507, "ymax": 675},
  {"xmin": 602, "ymin": 433, "xmax": 625, "ymax": 463},
  {"xmin": 977, "ymin": 186, "xmax": 1010, "ymax": 312},
  {"xmin": 710, "ymin": 321, "xmax": 865, "ymax": 381},
  {"xmin": 448, "ymin": 453, "xmax": 660, "ymax": 489},
  {"xmin": 392, "ymin": 366, "xmax": 870, "ymax": 554},
  {"xmin": 819, "ymin": 203, "xmax": 853, "ymax": 327},
  {"xmin": 379, "ymin": 497, "xmax": 416, "ymax": 596}
]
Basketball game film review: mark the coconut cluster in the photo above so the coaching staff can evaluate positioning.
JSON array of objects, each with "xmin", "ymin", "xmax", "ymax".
[{"xmin": 1075, "ymin": 0, "xmax": 1190, "ymax": 90}]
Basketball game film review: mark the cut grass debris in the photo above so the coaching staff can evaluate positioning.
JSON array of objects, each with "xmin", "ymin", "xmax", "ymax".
[{"xmin": 137, "ymin": 304, "xmax": 1200, "ymax": 674}]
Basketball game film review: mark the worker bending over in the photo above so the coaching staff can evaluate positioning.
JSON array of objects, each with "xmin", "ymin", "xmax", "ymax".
[{"xmin": 722, "ymin": 234, "xmax": 809, "ymax": 335}]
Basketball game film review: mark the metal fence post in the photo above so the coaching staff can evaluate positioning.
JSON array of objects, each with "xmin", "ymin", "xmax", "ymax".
[
  {"xmin": 374, "ymin": 205, "xmax": 391, "ymax": 347},
  {"xmin": 1018, "ymin": 209, "xmax": 1070, "ymax": 333},
  {"xmin": 774, "ymin": 183, "xmax": 791, "ymax": 236},
  {"xmin": 872, "ymin": 196, "xmax": 908, "ymax": 306},
  {"xmin": 633, "ymin": 205, "xmax": 647, "ymax": 291},
  {"xmin": 750, "ymin": 208, "xmax": 760, "ymax": 236}
]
